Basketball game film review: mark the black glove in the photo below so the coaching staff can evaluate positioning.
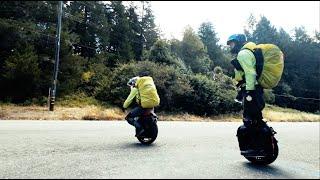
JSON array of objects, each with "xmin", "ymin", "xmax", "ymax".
[
  {"xmin": 236, "ymin": 80, "xmax": 245, "ymax": 88},
  {"xmin": 235, "ymin": 90, "xmax": 244, "ymax": 103}
]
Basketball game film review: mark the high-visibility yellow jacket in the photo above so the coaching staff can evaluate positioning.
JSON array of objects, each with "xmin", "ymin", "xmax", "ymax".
[
  {"xmin": 123, "ymin": 76, "xmax": 160, "ymax": 109},
  {"xmin": 234, "ymin": 42, "xmax": 258, "ymax": 90}
]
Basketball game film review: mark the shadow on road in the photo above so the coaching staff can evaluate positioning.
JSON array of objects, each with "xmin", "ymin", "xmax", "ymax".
[
  {"xmin": 242, "ymin": 162, "xmax": 294, "ymax": 178},
  {"xmin": 121, "ymin": 142, "xmax": 157, "ymax": 149}
]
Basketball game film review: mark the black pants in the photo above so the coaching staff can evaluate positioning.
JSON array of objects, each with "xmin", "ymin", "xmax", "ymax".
[
  {"xmin": 125, "ymin": 106, "xmax": 154, "ymax": 126},
  {"xmin": 237, "ymin": 85, "xmax": 272, "ymax": 151},
  {"xmin": 242, "ymin": 85, "xmax": 265, "ymax": 126}
]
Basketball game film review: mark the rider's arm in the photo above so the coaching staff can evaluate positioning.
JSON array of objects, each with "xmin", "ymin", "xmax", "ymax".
[
  {"xmin": 237, "ymin": 49, "xmax": 257, "ymax": 91},
  {"xmin": 123, "ymin": 87, "xmax": 138, "ymax": 109}
]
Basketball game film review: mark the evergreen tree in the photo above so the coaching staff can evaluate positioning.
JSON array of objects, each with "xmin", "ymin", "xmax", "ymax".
[
  {"xmin": 252, "ymin": 16, "xmax": 278, "ymax": 44},
  {"xmin": 141, "ymin": 2, "xmax": 159, "ymax": 50},
  {"xmin": 181, "ymin": 26, "xmax": 211, "ymax": 74},
  {"xmin": 107, "ymin": 1, "xmax": 134, "ymax": 65},
  {"xmin": 198, "ymin": 21, "xmax": 228, "ymax": 69}
]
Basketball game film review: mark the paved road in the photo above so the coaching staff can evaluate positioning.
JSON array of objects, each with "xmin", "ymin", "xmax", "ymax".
[{"xmin": 0, "ymin": 120, "xmax": 319, "ymax": 179}]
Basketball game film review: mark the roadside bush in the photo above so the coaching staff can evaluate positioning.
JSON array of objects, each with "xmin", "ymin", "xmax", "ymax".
[
  {"xmin": 264, "ymin": 89, "xmax": 276, "ymax": 104},
  {"xmin": 78, "ymin": 54, "xmax": 112, "ymax": 97},
  {"xmin": 184, "ymin": 74, "xmax": 241, "ymax": 116},
  {"xmin": 99, "ymin": 60, "xmax": 241, "ymax": 116},
  {"xmin": 98, "ymin": 60, "xmax": 192, "ymax": 111}
]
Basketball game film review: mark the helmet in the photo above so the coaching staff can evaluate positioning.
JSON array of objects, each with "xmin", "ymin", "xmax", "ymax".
[
  {"xmin": 127, "ymin": 77, "xmax": 139, "ymax": 87},
  {"xmin": 227, "ymin": 34, "xmax": 247, "ymax": 54},
  {"xmin": 227, "ymin": 34, "xmax": 247, "ymax": 45}
]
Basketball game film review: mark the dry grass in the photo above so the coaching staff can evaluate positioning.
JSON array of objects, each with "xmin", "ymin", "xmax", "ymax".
[
  {"xmin": 81, "ymin": 106, "xmax": 123, "ymax": 120},
  {"xmin": 0, "ymin": 104, "xmax": 319, "ymax": 122},
  {"xmin": 263, "ymin": 105, "xmax": 320, "ymax": 122},
  {"xmin": 0, "ymin": 104, "xmax": 124, "ymax": 121},
  {"xmin": 158, "ymin": 112, "xmax": 241, "ymax": 122}
]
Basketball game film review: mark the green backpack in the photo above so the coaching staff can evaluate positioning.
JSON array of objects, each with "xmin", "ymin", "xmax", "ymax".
[{"xmin": 245, "ymin": 44, "xmax": 284, "ymax": 89}]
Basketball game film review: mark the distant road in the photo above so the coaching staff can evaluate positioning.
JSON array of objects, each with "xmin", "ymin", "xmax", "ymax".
[{"xmin": 0, "ymin": 120, "xmax": 319, "ymax": 179}]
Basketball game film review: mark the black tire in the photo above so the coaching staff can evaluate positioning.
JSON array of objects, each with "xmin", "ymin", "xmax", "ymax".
[
  {"xmin": 245, "ymin": 137, "xmax": 279, "ymax": 165},
  {"xmin": 137, "ymin": 122, "xmax": 158, "ymax": 145}
]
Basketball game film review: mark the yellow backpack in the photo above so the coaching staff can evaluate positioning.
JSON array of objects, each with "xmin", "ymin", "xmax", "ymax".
[
  {"xmin": 245, "ymin": 44, "xmax": 284, "ymax": 89},
  {"xmin": 136, "ymin": 76, "xmax": 160, "ymax": 108}
]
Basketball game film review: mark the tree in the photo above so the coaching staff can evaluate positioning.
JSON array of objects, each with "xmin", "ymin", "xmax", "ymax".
[
  {"xmin": 67, "ymin": 1, "xmax": 110, "ymax": 59},
  {"xmin": 141, "ymin": 2, "xmax": 159, "ymax": 51},
  {"xmin": 198, "ymin": 22, "xmax": 220, "ymax": 60},
  {"xmin": 107, "ymin": 1, "xmax": 134, "ymax": 65},
  {"xmin": 1, "ymin": 45, "xmax": 40, "ymax": 102},
  {"xmin": 244, "ymin": 13, "xmax": 257, "ymax": 42},
  {"xmin": 252, "ymin": 16, "xmax": 278, "ymax": 44},
  {"xmin": 181, "ymin": 26, "xmax": 212, "ymax": 74},
  {"xmin": 126, "ymin": 5, "xmax": 143, "ymax": 60},
  {"xmin": 198, "ymin": 21, "xmax": 228, "ymax": 70}
]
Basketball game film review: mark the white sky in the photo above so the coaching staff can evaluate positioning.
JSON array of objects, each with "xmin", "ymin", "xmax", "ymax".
[{"xmin": 148, "ymin": 1, "xmax": 320, "ymax": 45}]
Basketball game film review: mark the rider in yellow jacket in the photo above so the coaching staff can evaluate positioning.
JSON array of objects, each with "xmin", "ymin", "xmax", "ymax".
[
  {"xmin": 228, "ymin": 34, "xmax": 272, "ymax": 156},
  {"xmin": 123, "ymin": 71, "xmax": 160, "ymax": 137}
]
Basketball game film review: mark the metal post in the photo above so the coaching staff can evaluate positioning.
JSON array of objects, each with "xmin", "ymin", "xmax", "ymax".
[
  {"xmin": 140, "ymin": 1, "xmax": 145, "ymax": 61},
  {"xmin": 49, "ymin": 1, "xmax": 63, "ymax": 111}
]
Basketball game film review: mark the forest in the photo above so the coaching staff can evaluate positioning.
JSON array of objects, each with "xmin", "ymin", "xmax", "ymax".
[{"xmin": 0, "ymin": 1, "xmax": 319, "ymax": 115}]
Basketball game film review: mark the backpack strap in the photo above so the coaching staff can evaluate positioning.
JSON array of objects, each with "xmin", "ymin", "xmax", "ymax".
[
  {"xmin": 231, "ymin": 58, "xmax": 244, "ymax": 71},
  {"xmin": 137, "ymin": 88, "xmax": 142, "ymax": 106},
  {"xmin": 242, "ymin": 48, "xmax": 264, "ymax": 80}
]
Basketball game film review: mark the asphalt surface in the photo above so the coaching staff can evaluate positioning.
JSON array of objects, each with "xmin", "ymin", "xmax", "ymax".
[{"xmin": 0, "ymin": 120, "xmax": 319, "ymax": 179}]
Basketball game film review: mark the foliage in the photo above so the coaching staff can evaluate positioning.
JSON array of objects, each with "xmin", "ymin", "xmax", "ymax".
[
  {"xmin": 98, "ymin": 60, "xmax": 192, "ymax": 111},
  {"xmin": 0, "ymin": 45, "xmax": 40, "ymax": 102},
  {"xmin": 184, "ymin": 74, "xmax": 241, "ymax": 115},
  {"xmin": 0, "ymin": 2, "xmax": 318, "ymax": 114}
]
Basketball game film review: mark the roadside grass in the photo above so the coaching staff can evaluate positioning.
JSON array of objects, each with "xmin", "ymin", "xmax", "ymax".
[
  {"xmin": 1, "ymin": 93, "xmax": 319, "ymax": 122},
  {"xmin": 263, "ymin": 104, "xmax": 320, "ymax": 122},
  {"xmin": 0, "ymin": 102, "xmax": 319, "ymax": 122}
]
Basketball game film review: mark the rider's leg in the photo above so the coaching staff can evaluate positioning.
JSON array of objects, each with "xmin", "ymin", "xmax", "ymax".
[
  {"xmin": 125, "ymin": 106, "xmax": 143, "ymax": 124},
  {"xmin": 242, "ymin": 85, "xmax": 265, "ymax": 151},
  {"xmin": 243, "ymin": 86, "xmax": 265, "ymax": 126},
  {"xmin": 125, "ymin": 106, "xmax": 145, "ymax": 136}
]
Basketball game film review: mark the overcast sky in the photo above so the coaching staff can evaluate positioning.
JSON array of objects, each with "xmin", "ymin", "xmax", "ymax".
[{"xmin": 148, "ymin": 1, "xmax": 319, "ymax": 45}]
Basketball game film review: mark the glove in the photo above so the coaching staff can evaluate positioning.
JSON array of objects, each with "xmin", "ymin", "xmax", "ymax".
[
  {"xmin": 236, "ymin": 80, "xmax": 245, "ymax": 89},
  {"xmin": 235, "ymin": 90, "xmax": 244, "ymax": 103}
]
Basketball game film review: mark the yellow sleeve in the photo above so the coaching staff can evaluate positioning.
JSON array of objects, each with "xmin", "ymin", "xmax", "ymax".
[
  {"xmin": 123, "ymin": 87, "xmax": 138, "ymax": 108},
  {"xmin": 237, "ymin": 49, "xmax": 257, "ymax": 90}
]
